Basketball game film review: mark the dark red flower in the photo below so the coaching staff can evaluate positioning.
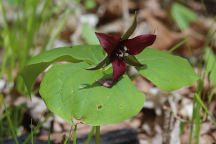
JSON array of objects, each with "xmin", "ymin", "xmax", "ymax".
[
  {"xmin": 95, "ymin": 32, "xmax": 156, "ymax": 83},
  {"xmin": 86, "ymin": 13, "xmax": 156, "ymax": 87}
]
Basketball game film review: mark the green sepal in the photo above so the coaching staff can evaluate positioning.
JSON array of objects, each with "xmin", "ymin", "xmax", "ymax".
[
  {"xmin": 121, "ymin": 12, "xmax": 137, "ymax": 40},
  {"xmin": 86, "ymin": 56, "xmax": 110, "ymax": 70},
  {"xmin": 124, "ymin": 55, "xmax": 143, "ymax": 67}
]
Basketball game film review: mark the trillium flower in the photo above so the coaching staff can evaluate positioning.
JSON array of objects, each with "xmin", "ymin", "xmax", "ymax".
[{"xmin": 86, "ymin": 13, "xmax": 156, "ymax": 87}]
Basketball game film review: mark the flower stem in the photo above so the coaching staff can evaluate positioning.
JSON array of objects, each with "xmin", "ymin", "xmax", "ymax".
[
  {"xmin": 73, "ymin": 125, "xmax": 77, "ymax": 144},
  {"xmin": 95, "ymin": 126, "xmax": 100, "ymax": 144}
]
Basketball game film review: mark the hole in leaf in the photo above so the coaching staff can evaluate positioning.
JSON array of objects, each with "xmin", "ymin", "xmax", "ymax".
[{"xmin": 97, "ymin": 104, "xmax": 103, "ymax": 111}]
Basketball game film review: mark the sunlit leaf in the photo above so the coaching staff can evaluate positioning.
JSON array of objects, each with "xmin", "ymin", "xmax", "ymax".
[
  {"xmin": 171, "ymin": 3, "xmax": 197, "ymax": 31},
  {"xmin": 40, "ymin": 63, "xmax": 145, "ymax": 125},
  {"xmin": 20, "ymin": 45, "xmax": 104, "ymax": 95},
  {"xmin": 137, "ymin": 48, "xmax": 199, "ymax": 91}
]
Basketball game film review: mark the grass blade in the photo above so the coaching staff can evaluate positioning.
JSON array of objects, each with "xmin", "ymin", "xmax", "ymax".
[
  {"xmin": 86, "ymin": 126, "xmax": 95, "ymax": 144},
  {"xmin": 46, "ymin": 9, "xmax": 71, "ymax": 50},
  {"xmin": 23, "ymin": 112, "xmax": 53, "ymax": 144},
  {"xmin": 168, "ymin": 37, "xmax": 190, "ymax": 53},
  {"xmin": 2, "ymin": 96, "xmax": 19, "ymax": 144},
  {"xmin": 31, "ymin": 119, "xmax": 34, "ymax": 144},
  {"xmin": 195, "ymin": 93, "xmax": 216, "ymax": 127}
]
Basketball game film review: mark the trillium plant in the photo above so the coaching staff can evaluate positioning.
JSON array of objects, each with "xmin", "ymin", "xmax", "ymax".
[
  {"xmin": 20, "ymin": 14, "xmax": 199, "ymax": 144},
  {"xmin": 87, "ymin": 32, "xmax": 156, "ymax": 87}
]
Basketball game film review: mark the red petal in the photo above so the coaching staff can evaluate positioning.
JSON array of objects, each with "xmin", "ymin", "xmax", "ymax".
[
  {"xmin": 95, "ymin": 32, "xmax": 121, "ymax": 55},
  {"xmin": 125, "ymin": 34, "xmax": 156, "ymax": 55},
  {"xmin": 112, "ymin": 57, "xmax": 127, "ymax": 82}
]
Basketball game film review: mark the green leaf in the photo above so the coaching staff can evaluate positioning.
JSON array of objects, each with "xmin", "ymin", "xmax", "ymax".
[
  {"xmin": 121, "ymin": 12, "xmax": 137, "ymax": 40},
  {"xmin": 39, "ymin": 63, "xmax": 145, "ymax": 125},
  {"xmin": 82, "ymin": 23, "xmax": 100, "ymax": 45},
  {"xmin": 124, "ymin": 55, "xmax": 143, "ymax": 66},
  {"xmin": 20, "ymin": 45, "xmax": 104, "ymax": 95},
  {"xmin": 136, "ymin": 48, "xmax": 199, "ymax": 91},
  {"xmin": 84, "ymin": 0, "xmax": 96, "ymax": 9},
  {"xmin": 205, "ymin": 48, "xmax": 216, "ymax": 87},
  {"xmin": 4, "ymin": 0, "xmax": 24, "ymax": 5},
  {"xmin": 86, "ymin": 56, "xmax": 110, "ymax": 70},
  {"xmin": 205, "ymin": 48, "xmax": 216, "ymax": 73},
  {"xmin": 171, "ymin": 3, "xmax": 197, "ymax": 31}
]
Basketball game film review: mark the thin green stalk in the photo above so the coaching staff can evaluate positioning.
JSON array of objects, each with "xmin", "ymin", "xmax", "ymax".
[
  {"xmin": 204, "ymin": 29, "xmax": 216, "ymax": 49},
  {"xmin": 95, "ymin": 126, "xmax": 100, "ymax": 144},
  {"xmin": 2, "ymin": 97, "xmax": 19, "ymax": 144},
  {"xmin": 168, "ymin": 37, "xmax": 190, "ymax": 53},
  {"xmin": 21, "ymin": 0, "xmax": 38, "ymax": 68},
  {"xmin": 190, "ymin": 79, "xmax": 203, "ymax": 144},
  {"xmin": 73, "ymin": 125, "xmax": 77, "ymax": 144},
  {"xmin": 204, "ymin": 17, "xmax": 216, "ymax": 48},
  {"xmin": 208, "ymin": 87, "xmax": 216, "ymax": 104},
  {"xmin": 63, "ymin": 135, "xmax": 70, "ymax": 144},
  {"xmin": 46, "ymin": 8, "xmax": 71, "ymax": 50},
  {"xmin": 0, "ymin": 0, "xmax": 10, "ymax": 41},
  {"xmin": 195, "ymin": 95, "xmax": 201, "ymax": 144},
  {"xmin": 190, "ymin": 94, "xmax": 197, "ymax": 144},
  {"xmin": 0, "ymin": 0, "xmax": 13, "ymax": 80},
  {"xmin": 198, "ymin": 19, "xmax": 216, "ymax": 79},
  {"xmin": 63, "ymin": 125, "xmax": 73, "ymax": 144},
  {"xmin": 195, "ymin": 93, "xmax": 216, "ymax": 126},
  {"xmin": 23, "ymin": 112, "xmax": 53, "ymax": 144},
  {"xmin": 41, "ymin": 0, "xmax": 51, "ymax": 21},
  {"xmin": 86, "ymin": 126, "xmax": 95, "ymax": 144}
]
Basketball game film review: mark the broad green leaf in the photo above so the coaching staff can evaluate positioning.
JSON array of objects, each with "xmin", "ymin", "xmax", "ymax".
[
  {"xmin": 171, "ymin": 3, "xmax": 197, "ymax": 31},
  {"xmin": 20, "ymin": 45, "xmax": 104, "ymax": 94},
  {"xmin": 136, "ymin": 48, "xmax": 199, "ymax": 91},
  {"xmin": 205, "ymin": 48, "xmax": 216, "ymax": 86},
  {"xmin": 82, "ymin": 23, "xmax": 99, "ymax": 45},
  {"xmin": 40, "ymin": 63, "xmax": 145, "ymax": 125},
  {"xmin": 121, "ymin": 12, "xmax": 137, "ymax": 40}
]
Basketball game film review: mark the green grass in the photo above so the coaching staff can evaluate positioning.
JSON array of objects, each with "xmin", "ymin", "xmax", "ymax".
[
  {"xmin": 0, "ymin": 0, "xmax": 73, "ymax": 141},
  {"xmin": 189, "ymin": 17, "xmax": 216, "ymax": 144},
  {"xmin": 2, "ymin": 96, "xmax": 19, "ymax": 144},
  {"xmin": 0, "ymin": 0, "xmax": 72, "ymax": 93},
  {"xmin": 86, "ymin": 126, "xmax": 95, "ymax": 144},
  {"xmin": 0, "ymin": 95, "xmax": 26, "ymax": 142},
  {"xmin": 22, "ymin": 112, "xmax": 53, "ymax": 144}
]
